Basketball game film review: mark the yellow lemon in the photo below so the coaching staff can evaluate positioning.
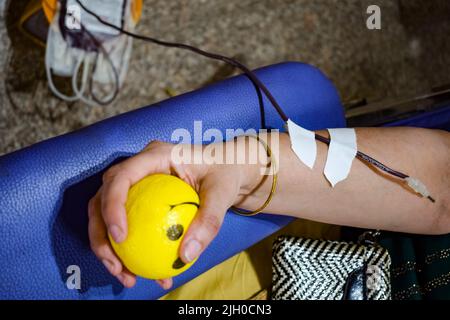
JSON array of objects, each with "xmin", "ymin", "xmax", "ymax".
[{"xmin": 109, "ymin": 174, "xmax": 199, "ymax": 279}]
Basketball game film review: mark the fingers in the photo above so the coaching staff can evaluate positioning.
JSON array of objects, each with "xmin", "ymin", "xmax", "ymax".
[
  {"xmin": 100, "ymin": 170, "xmax": 130, "ymax": 244},
  {"xmin": 90, "ymin": 141, "xmax": 176, "ymax": 288},
  {"xmin": 92, "ymin": 140, "xmax": 237, "ymax": 290},
  {"xmin": 117, "ymin": 267, "xmax": 137, "ymax": 289},
  {"xmin": 179, "ymin": 177, "xmax": 233, "ymax": 264},
  {"xmin": 101, "ymin": 142, "xmax": 171, "ymax": 243},
  {"xmin": 89, "ymin": 141, "xmax": 176, "ymax": 288},
  {"xmin": 156, "ymin": 278, "xmax": 173, "ymax": 290},
  {"xmin": 88, "ymin": 190, "xmax": 122, "ymax": 274},
  {"xmin": 89, "ymin": 189, "xmax": 137, "ymax": 288}
]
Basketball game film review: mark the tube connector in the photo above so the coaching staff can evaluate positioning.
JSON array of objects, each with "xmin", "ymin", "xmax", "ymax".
[{"xmin": 405, "ymin": 177, "xmax": 434, "ymax": 201}]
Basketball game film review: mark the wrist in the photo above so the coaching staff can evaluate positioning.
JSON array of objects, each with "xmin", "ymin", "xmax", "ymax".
[{"xmin": 232, "ymin": 135, "xmax": 272, "ymax": 207}]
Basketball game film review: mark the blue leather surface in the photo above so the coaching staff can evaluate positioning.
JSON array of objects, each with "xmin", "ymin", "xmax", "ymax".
[
  {"xmin": 384, "ymin": 105, "xmax": 450, "ymax": 131},
  {"xmin": 0, "ymin": 62, "xmax": 345, "ymax": 300}
]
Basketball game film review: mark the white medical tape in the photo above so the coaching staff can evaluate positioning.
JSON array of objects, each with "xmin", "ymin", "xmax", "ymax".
[
  {"xmin": 324, "ymin": 128, "xmax": 357, "ymax": 187},
  {"xmin": 286, "ymin": 119, "xmax": 317, "ymax": 169}
]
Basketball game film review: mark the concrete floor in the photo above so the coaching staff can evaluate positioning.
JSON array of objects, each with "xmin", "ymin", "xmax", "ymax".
[{"xmin": 1, "ymin": 0, "xmax": 450, "ymax": 155}]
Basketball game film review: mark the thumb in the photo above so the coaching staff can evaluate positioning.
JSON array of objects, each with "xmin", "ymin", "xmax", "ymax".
[{"xmin": 179, "ymin": 179, "xmax": 235, "ymax": 264}]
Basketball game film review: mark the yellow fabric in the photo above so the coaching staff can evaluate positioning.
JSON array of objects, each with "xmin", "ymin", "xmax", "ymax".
[
  {"xmin": 161, "ymin": 219, "xmax": 341, "ymax": 300},
  {"xmin": 41, "ymin": 0, "xmax": 143, "ymax": 23},
  {"xmin": 42, "ymin": 0, "xmax": 57, "ymax": 23}
]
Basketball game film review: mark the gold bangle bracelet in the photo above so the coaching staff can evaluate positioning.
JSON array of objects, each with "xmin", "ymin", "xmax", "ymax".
[{"xmin": 230, "ymin": 135, "xmax": 278, "ymax": 217}]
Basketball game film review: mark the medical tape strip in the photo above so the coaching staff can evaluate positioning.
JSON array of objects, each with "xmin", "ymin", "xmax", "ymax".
[
  {"xmin": 286, "ymin": 119, "xmax": 317, "ymax": 169},
  {"xmin": 324, "ymin": 128, "xmax": 357, "ymax": 187}
]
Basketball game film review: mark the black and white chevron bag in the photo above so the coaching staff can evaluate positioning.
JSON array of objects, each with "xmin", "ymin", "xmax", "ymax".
[{"xmin": 272, "ymin": 234, "xmax": 391, "ymax": 300}]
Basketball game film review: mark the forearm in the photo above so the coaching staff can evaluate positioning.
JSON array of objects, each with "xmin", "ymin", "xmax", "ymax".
[{"xmin": 235, "ymin": 128, "xmax": 450, "ymax": 235}]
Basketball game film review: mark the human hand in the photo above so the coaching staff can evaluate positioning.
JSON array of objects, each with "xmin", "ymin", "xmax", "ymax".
[{"xmin": 88, "ymin": 139, "xmax": 262, "ymax": 290}]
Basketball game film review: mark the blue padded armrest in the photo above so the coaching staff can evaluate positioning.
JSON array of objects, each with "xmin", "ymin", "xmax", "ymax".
[
  {"xmin": 383, "ymin": 105, "xmax": 450, "ymax": 131},
  {"xmin": 0, "ymin": 62, "xmax": 345, "ymax": 300}
]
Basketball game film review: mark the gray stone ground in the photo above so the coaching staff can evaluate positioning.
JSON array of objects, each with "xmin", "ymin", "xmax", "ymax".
[{"xmin": 1, "ymin": 0, "xmax": 449, "ymax": 155}]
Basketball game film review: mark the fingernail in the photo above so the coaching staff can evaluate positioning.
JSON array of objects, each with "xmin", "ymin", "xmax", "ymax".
[
  {"xmin": 109, "ymin": 225, "xmax": 125, "ymax": 243},
  {"xmin": 162, "ymin": 280, "xmax": 172, "ymax": 290},
  {"xmin": 184, "ymin": 239, "xmax": 201, "ymax": 262},
  {"xmin": 157, "ymin": 280, "xmax": 169, "ymax": 290},
  {"xmin": 102, "ymin": 259, "xmax": 115, "ymax": 274}
]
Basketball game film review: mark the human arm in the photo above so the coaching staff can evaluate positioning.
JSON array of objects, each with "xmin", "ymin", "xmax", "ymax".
[{"xmin": 88, "ymin": 127, "xmax": 450, "ymax": 289}]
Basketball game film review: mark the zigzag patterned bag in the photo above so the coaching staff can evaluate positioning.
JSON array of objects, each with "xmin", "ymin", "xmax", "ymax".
[{"xmin": 272, "ymin": 234, "xmax": 392, "ymax": 300}]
